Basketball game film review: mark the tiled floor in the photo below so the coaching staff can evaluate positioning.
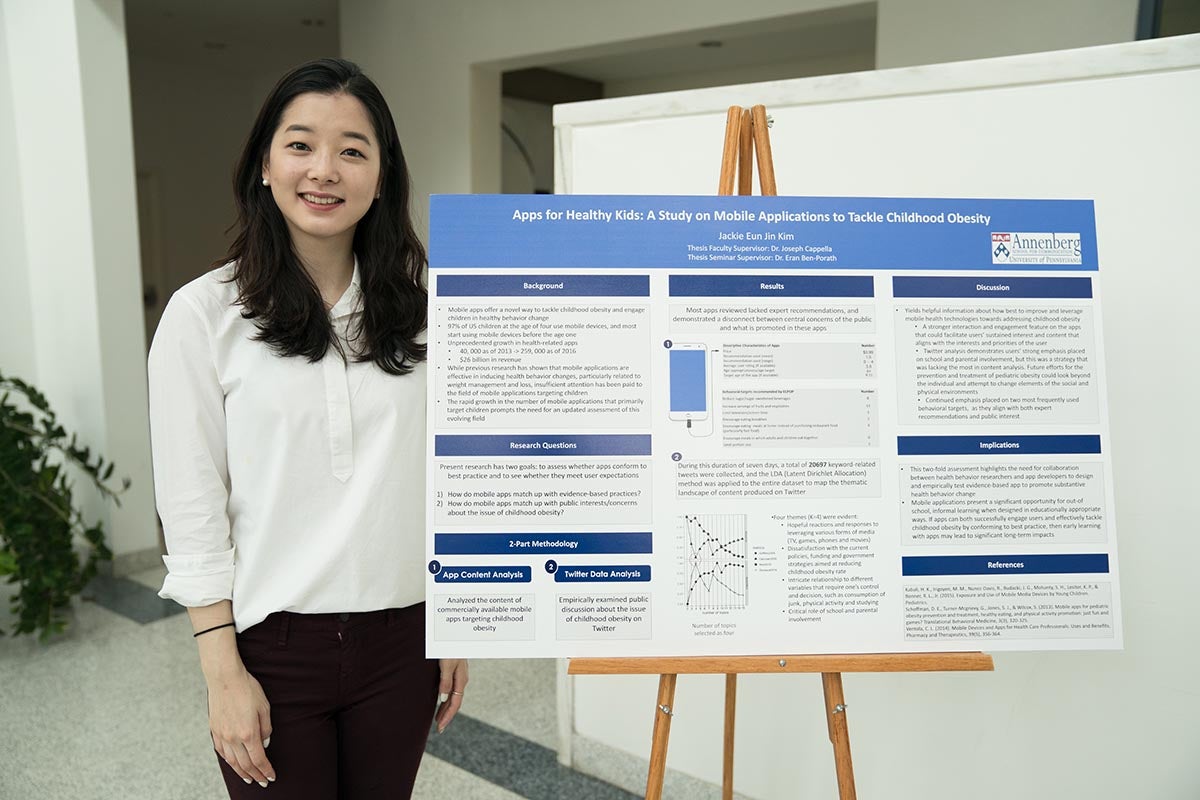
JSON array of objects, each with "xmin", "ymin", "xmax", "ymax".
[{"xmin": 0, "ymin": 568, "xmax": 637, "ymax": 800}]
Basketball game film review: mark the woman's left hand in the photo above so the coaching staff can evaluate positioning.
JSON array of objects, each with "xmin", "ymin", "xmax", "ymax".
[{"xmin": 436, "ymin": 659, "xmax": 469, "ymax": 733}]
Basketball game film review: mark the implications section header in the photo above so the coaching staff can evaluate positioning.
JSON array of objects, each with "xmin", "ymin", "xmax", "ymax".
[{"xmin": 898, "ymin": 435, "xmax": 1102, "ymax": 455}]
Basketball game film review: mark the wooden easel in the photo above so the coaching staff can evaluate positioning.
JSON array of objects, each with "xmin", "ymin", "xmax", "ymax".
[{"xmin": 568, "ymin": 106, "xmax": 996, "ymax": 800}]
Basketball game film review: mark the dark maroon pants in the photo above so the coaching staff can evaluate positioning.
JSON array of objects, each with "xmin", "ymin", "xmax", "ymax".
[{"xmin": 217, "ymin": 603, "xmax": 439, "ymax": 799}]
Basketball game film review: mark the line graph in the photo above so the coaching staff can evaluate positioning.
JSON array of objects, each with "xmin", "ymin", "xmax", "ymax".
[{"xmin": 680, "ymin": 514, "xmax": 748, "ymax": 610}]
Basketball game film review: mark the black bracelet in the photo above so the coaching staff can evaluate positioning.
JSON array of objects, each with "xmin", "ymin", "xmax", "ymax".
[{"xmin": 193, "ymin": 622, "xmax": 236, "ymax": 638}]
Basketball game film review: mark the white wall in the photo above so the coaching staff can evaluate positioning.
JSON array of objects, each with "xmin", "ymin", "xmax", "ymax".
[
  {"xmin": 1, "ymin": 0, "xmax": 158, "ymax": 572},
  {"xmin": 341, "ymin": 0, "xmax": 868, "ymax": 220},
  {"xmin": 342, "ymin": 0, "xmax": 1139, "ymax": 217},
  {"xmin": 502, "ymin": 97, "xmax": 555, "ymax": 194},
  {"xmin": 503, "ymin": 48, "xmax": 875, "ymax": 196},
  {"xmin": 604, "ymin": 51, "xmax": 875, "ymax": 98},
  {"xmin": 77, "ymin": 0, "xmax": 159, "ymax": 569}
]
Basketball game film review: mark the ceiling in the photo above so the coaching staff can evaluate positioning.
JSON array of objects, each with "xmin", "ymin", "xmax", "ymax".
[
  {"xmin": 125, "ymin": 1, "xmax": 877, "ymax": 89},
  {"xmin": 124, "ymin": 0, "xmax": 339, "ymax": 61},
  {"xmin": 540, "ymin": 4, "xmax": 877, "ymax": 85}
]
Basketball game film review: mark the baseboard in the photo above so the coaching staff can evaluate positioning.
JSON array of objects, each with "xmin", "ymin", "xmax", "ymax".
[{"xmin": 104, "ymin": 546, "xmax": 163, "ymax": 578}]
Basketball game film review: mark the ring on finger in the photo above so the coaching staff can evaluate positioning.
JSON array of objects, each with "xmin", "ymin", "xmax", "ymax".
[{"xmin": 450, "ymin": 690, "xmax": 464, "ymax": 696}]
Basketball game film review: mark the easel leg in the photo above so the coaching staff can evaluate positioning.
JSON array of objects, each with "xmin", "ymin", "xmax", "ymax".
[
  {"xmin": 723, "ymin": 673, "xmax": 737, "ymax": 800},
  {"xmin": 718, "ymin": 107, "xmax": 742, "ymax": 195},
  {"xmin": 737, "ymin": 110, "xmax": 752, "ymax": 196},
  {"xmin": 646, "ymin": 673, "xmax": 678, "ymax": 800},
  {"xmin": 821, "ymin": 672, "xmax": 857, "ymax": 800},
  {"xmin": 749, "ymin": 105, "xmax": 777, "ymax": 197}
]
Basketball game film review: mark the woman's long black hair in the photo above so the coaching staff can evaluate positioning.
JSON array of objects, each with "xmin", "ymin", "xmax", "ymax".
[{"xmin": 219, "ymin": 58, "xmax": 426, "ymax": 374}]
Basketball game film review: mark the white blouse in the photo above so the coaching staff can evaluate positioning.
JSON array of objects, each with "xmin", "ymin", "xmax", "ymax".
[{"xmin": 148, "ymin": 263, "xmax": 427, "ymax": 632}]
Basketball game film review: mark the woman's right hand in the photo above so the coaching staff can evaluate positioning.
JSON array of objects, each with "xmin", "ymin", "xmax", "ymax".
[
  {"xmin": 206, "ymin": 665, "xmax": 276, "ymax": 787},
  {"xmin": 190, "ymin": 603, "xmax": 276, "ymax": 788}
]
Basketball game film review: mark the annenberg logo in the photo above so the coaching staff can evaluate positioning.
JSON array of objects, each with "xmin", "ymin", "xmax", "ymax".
[
  {"xmin": 991, "ymin": 232, "xmax": 1081, "ymax": 265},
  {"xmin": 991, "ymin": 233, "xmax": 1011, "ymax": 261}
]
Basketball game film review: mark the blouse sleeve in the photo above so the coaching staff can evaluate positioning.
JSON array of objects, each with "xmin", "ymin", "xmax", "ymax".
[{"xmin": 147, "ymin": 291, "xmax": 235, "ymax": 607}]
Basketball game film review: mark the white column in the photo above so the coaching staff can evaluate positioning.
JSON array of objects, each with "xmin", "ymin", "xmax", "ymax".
[
  {"xmin": 0, "ymin": 3, "xmax": 34, "ymax": 380},
  {"xmin": 1, "ymin": 0, "xmax": 158, "ymax": 575}
]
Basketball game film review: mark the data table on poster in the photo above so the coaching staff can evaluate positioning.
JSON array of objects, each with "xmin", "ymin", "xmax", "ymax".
[{"xmin": 425, "ymin": 194, "xmax": 1121, "ymax": 659}]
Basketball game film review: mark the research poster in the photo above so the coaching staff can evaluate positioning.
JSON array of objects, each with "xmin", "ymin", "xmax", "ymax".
[{"xmin": 425, "ymin": 195, "xmax": 1121, "ymax": 658}]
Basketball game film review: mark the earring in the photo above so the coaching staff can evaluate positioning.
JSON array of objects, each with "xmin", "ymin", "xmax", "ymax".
[{"xmin": 262, "ymin": 178, "xmax": 269, "ymax": 186}]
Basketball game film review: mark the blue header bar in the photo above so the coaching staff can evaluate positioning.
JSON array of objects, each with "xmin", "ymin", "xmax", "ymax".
[
  {"xmin": 893, "ymin": 276, "xmax": 1092, "ymax": 298},
  {"xmin": 429, "ymin": 195, "xmax": 1099, "ymax": 272},
  {"xmin": 432, "ymin": 566, "xmax": 532, "ymax": 583},
  {"xmin": 435, "ymin": 434, "xmax": 651, "ymax": 457},
  {"xmin": 437, "ymin": 274, "xmax": 649, "ymax": 297},
  {"xmin": 902, "ymin": 554, "xmax": 1109, "ymax": 576},
  {"xmin": 669, "ymin": 275, "xmax": 873, "ymax": 297},
  {"xmin": 554, "ymin": 565, "xmax": 652, "ymax": 583},
  {"xmin": 898, "ymin": 435, "xmax": 1102, "ymax": 455},
  {"xmin": 435, "ymin": 532, "xmax": 653, "ymax": 555}
]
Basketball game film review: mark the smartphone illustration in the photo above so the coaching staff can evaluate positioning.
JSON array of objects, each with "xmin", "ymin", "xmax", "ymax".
[{"xmin": 669, "ymin": 344, "xmax": 709, "ymax": 422}]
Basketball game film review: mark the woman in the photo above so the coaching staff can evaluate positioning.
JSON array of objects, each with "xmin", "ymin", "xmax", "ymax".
[{"xmin": 148, "ymin": 58, "xmax": 465, "ymax": 798}]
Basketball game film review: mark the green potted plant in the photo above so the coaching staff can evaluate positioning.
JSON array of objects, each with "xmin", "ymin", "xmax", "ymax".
[{"xmin": 0, "ymin": 370, "xmax": 127, "ymax": 640}]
